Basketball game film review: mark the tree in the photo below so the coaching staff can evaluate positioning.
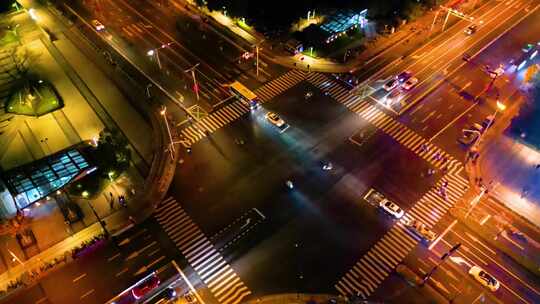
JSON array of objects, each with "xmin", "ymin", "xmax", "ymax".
[
  {"xmin": 0, "ymin": 1, "xmax": 15, "ymax": 13},
  {"xmin": 93, "ymin": 128, "xmax": 132, "ymax": 176}
]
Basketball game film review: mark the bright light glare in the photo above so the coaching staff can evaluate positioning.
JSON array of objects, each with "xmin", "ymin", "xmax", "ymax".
[
  {"xmin": 496, "ymin": 101, "xmax": 506, "ymax": 111},
  {"xmin": 147, "ymin": 49, "xmax": 155, "ymax": 56},
  {"xmin": 28, "ymin": 8, "xmax": 37, "ymax": 20}
]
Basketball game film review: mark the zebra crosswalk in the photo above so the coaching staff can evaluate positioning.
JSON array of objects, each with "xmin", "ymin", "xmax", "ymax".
[
  {"xmin": 307, "ymin": 73, "xmax": 461, "ymax": 171},
  {"xmin": 335, "ymin": 167, "xmax": 469, "ymax": 299},
  {"xmin": 154, "ymin": 197, "xmax": 251, "ymax": 304},
  {"xmin": 179, "ymin": 69, "xmax": 308, "ymax": 146}
]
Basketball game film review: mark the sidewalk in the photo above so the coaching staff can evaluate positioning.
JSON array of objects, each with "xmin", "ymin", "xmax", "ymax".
[
  {"xmin": 0, "ymin": 1, "xmax": 179, "ymax": 297},
  {"xmin": 461, "ymin": 86, "xmax": 540, "ymax": 276},
  {"xmin": 190, "ymin": 0, "xmax": 481, "ymax": 74}
]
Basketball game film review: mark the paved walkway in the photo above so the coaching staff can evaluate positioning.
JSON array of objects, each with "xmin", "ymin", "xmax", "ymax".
[{"xmin": 0, "ymin": 1, "xmax": 179, "ymax": 296}]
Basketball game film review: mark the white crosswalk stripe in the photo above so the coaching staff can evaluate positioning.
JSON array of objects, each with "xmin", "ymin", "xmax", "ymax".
[
  {"xmin": 178, "ymin": 70, "xmax": 308, "ymax": 147},
  {"xmin": 335, "ymin": 168, "xmax": 468, "ymax": 298},
  {"xmin": 154, "ymin": 197, "xmax": 251, "ymax": 304},
  {"xmin": 307, "ymin": 73, "xmax": 463, "ymax": 173}
]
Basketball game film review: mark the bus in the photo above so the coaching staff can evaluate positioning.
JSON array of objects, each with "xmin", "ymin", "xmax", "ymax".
[{"xmin": 229, "ymin": 81, "xmax": 260, "ymax": 110}]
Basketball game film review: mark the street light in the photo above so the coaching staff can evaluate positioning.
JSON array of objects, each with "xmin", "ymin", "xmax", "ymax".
[
  {"xmin": 160, "ymin": 106, "xmax": 175, "ymax": 159},
  {"xmin": 252, "ymin": 39, "xmax": 265, "ymax": 77},
  {"xmin": 185, "ymin": 63, "xmax": 200, "ymax": 101},
  {"xmin": 147, "ymin": 42, "xmax": 173, "ymax": 70},
  {"xmin": 82, "ymin": 191, "xmax": 110, "ymax": 238}
]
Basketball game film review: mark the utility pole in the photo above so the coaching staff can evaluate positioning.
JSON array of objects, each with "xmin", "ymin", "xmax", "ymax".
[
  {"xmin": 252, "ymin": 40, "xmax": 265, "ymax": 77},
  {"xmin": 185, "ymin": 63, "xmax": 200, "ymax": 101}
]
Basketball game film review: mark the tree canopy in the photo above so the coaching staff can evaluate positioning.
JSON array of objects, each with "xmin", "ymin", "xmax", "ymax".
[
  {"xmin": 201, "ymin": 0, "xmax": 439, "ymax": 33},
  {"xmin": 509, "ymin": 67, "xmax": 540, "ymax": 148},
  {"xmin": 0, "ymin": 1, "xmax": 16, "ymax": 13}
]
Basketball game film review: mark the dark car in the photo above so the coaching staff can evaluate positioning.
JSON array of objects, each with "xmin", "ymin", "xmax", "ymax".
[
  {"xmin": 396, "ymin": 71, "xmax": 412, "ymax": 83},
  {"xmin": 132, "ymin": 274, "xmax": 160, "ymax": 299},
  {"xmin": 333, "ymin": 72, "xmax": 360, "ymax": 88}
]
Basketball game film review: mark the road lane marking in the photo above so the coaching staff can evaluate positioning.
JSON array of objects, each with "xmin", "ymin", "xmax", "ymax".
[
  {"xmin": 108, "ymin": 253, "xmax": 121, "ymax": 262},
  {"xmin": 72, "ymin": 273, "xmax": 87, "ymax": 283},
  {"xmin": 430, "ymin": 102, "xmax": 476, "ymax": 141},
  {"xmin": 116, "ymin": 267, "xmax": 129, "ymax": 277},
  {"xmin": 429, "ymin": 219, "xmax": 457, "ymax": 250},
  {"xmin": 35, "ymin": 297, "xmax": 48, "ymax": 304},
  {"xmin": 464, "ymin": 232, "xmax": 496, "ymax": 255},
  {"xmin": 80, "ymin": 289, "xmax": 94, "ymax": 300},
  {"xmin": 461, "ymin": 81, "xmax": 472, "ymax": 91},
  {"xmin": 454, "ymin": 231, "xmax": 539, "ymax": 295},
  {"xmin": 479, "ymin": 214, "xmax": 491, "ymax": 225},
  {"xmin": 147, "ymin": 248, "xmax": 160, "ymax": 257},
  {"xmin": 421, "ymin": 110, "xmax": 436, "ymax": 123}
]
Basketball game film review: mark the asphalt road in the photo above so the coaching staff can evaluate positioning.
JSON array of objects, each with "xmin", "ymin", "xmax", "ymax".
[
  {"xmin": 71, "ymin": 0, "xmax": 288, "ymax": 110},
  {"xmin": 1, "ymin": 219, "xmax": 186, "ymax": 304},
  {"xmin": 166, "ymin": 80, "xmax": 439, "ymax": 297}
]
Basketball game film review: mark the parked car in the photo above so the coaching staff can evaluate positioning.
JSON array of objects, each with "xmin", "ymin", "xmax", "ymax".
[
  {"xmin": 401, "ymin": 77, "xmax": 419, "ymax": 90},
  {"xmin": 379, "ymin": 200, "xmax": 405, "ymax": 219},
  {"xmin": 469, "ymin": 266, "xmax": 500, "ymax": 292},
  {"xmin": 383, "ymin": 79, "xmax": 399, "ymax": 91},
  {"xmin": 464, "ymin": 24, "xmax": 477, "ymax": 35}
]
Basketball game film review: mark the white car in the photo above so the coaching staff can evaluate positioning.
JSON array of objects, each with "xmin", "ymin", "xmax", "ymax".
[
  {"xmin": 379, "ymin": 200, "xmax": 404, "ymax": 219},
  {"xmin": 469, "ymin": 266, "xmax": 500, "ymax": 292},
  {"xmin": 403, "ymin": 219, "xmax": 437, "ymax": 242},
  {"xmin": 91, "ymin": 19, "xmax": 105, "ymax": 31},
  {"xmin": 401, "ymin": 77, "xmax": 419, "ymax": 90},
  {"xmin": 265, "ymin": 112, "xmax": 285, "ymax": 128},
  {"xmin": 383, "ymin": 79, "xmax": 399, "ymax": 91}
]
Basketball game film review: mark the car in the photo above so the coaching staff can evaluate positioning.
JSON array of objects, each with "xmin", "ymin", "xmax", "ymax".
[
  {"xmin": 91, "ymin": 19, "xmax": 105, "ymax": 31},
  {"xmin": 132, "ymin": 274, "xmax": 160, "ymax": 299},
  {"xmin": 265, "ymin": 112, "xmax": 285, "ymax": 128},
  {"xmin": 471, "ymin": 123, "xmax": 485, "ymax": 134},
  {"xmin": 396, "ymin": 71, "xmax": 413, "ymax": 83},
  {"xmin": 458, "ymin": 131, "xmax": 479, "ymax": 146},
  {"xmin": 383, "ymin": 79, "xmax": 399, "ymax": 91},
  {"xmin": 401, "ymin": 77, "xmax": 419, "ymax": 90},
  {"xmin": 481, "ymin": 115, "xmax": 495, "ymax": 129},
  {"xmin": 469, "ymin": 266, "xmax": 500, "ymax": 291},
  {"xmin": 404, "ymin": 220, "xmax": 437, "ymax": 242},
  {"xmin": 363, "ymin": 189, "xmax": 386, "ymax": 205},
  {"xmin": 379, "ymin": 200, "xmax": 404, "ymax": 219},
  {"xmin": 464, "ymin": 24, "xmax": 477, "ymax": 35},
  {"xmin": 333, "ymin": 72, "xmax": 359, "ymax": 88}
]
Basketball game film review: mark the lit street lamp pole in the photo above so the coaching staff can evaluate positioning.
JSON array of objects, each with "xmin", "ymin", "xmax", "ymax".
[
  {"xmin": 252, "ymin": 39, "xmax": 265, "ymax": 77},
  {"xmin": 147, "ymin": 42, "xmax": 173, "ymax": 70},
  {"xmin": 185, "ymin": 63, "xmax": 200, "ymax": 101},
  {"xmin": 160, "ymin": 106, "xmax": 175, "ymax": 159},
  {"xmin": 82, "ymin": 191, "xmax": 110, "ymax": 238}
]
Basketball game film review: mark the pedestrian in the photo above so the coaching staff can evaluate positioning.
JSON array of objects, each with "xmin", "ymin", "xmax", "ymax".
[
  {"xmin": 109, "ymin": 198, "xmax": 114, "ymax": 210},
  {"xmin": 109, "ymin": 192, "xmax": 113, "ymax": 198},
  {"xmin": 129, "ymin": 216, "xmax": 136, "ymax": 225}
]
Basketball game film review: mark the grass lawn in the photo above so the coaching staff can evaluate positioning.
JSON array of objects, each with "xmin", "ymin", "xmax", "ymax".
[
  {"xmin": 6, "ymin": 81, "xmax": 63, "ymax": 116},
  {"xmin": 0, "ymin": 30, "xmax": 19, "ymax": 46}
]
